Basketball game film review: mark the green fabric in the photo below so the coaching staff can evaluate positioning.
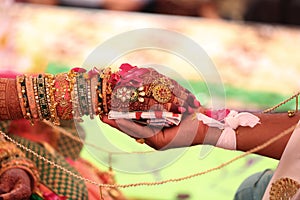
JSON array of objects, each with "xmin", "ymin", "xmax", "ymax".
[
  {"xmin": 234, "ymin": 169, "xmax": 274, "ymax": 200},
  {"xmin": 10, "ymin": 135, "xmax": 88, "ymax": 200},
  {"xmin": 1, "ymin": 120, "xmax": 88, "ymax": 199},
  {"xmin": 30, "ymin": 193, "xmax": 44, "ymax": 200}
]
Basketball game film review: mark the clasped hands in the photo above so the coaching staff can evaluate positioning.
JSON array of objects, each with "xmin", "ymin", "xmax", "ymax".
[{"xmin": 101, "ymin": 64, "xmax": 208, "ymax": 150}]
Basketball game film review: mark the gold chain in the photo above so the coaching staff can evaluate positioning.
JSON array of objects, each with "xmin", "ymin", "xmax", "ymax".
[
  {"xmin": 0, "ymin": 124, "xmax": 297, "ymax": 189},
  {"xmin": 263, "ymin": 92, "xmax": 299, "ymax": 114},
  {"xmin": 42, "ymin": 120, "xmax": 155, "ymax": 155},
  {"xmin": 1, "ymin": 92, "xmax": 299, "ymax": 189}
]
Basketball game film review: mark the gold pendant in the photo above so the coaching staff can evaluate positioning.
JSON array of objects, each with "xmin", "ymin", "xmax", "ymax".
[{"xmin": 152, "ymin": 84, "xmax": 172, "ymax": 104}]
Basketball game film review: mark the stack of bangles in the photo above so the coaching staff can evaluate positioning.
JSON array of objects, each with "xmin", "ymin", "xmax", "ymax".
[
  {"xmin": 16, "ymin": 67, "xmax": 113, "ymax": 125},
  {"xmin": 0, "ymin": 135, "xmax": 40, "ymax": 192}
]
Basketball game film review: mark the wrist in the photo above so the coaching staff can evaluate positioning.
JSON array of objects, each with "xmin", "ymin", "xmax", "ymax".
[{"xmin": 201, "ymin": 126, "xmax": 222, "ymax": 146}]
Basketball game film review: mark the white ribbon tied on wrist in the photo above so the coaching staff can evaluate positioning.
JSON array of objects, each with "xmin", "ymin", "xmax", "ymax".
[{"xmin": 196, "ymin": 110, "xmax": 260, "ymax": 150}]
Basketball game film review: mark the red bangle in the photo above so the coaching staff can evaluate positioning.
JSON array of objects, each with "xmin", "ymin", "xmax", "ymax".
[
  {"xmin": 0, "ymin": 78, "xmax": 23, "ymax": 120},
  {"xmin": 54, "ymin": 73, "xmax": 73, "ymax": 120}
]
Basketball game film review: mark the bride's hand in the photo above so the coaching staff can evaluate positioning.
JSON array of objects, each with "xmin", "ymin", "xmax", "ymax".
[{"xmin": 106, "ymin": 64, "xmax": 201, "ymax": 114}]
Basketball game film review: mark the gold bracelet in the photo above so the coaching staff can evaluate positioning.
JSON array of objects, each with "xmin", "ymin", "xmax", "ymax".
[
  {"xmin": 101, "ymin": 68, "xmax": 112, "ymax": 114},
  {"xmin": 16, "ymin": 75, "xmax": 28, "ymax": 119},
  {"xmin": 68, "ymin": 70, "xmax": 83, "ymax": 122},
  {"xmin": 45, "ymin": 74, "xmax": 60, "ymax": 125},
  {"xmin": 33, "ymin": 77, "xmax": 43, "ymax": 120},
  {"xmin": 25, "ymin": 75, "xmax": 39, "ymax": 120},
  {"xmin": 91, "ymin": 74, "xmax": 99, "ymax": 116}
]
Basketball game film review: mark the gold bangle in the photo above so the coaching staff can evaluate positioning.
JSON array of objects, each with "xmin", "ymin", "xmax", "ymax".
[
  {"xmin": 45, "ymin": 74, "xmax": 60, "ymax": 125},
  {"xmin": 25, "ymin": 75, "xmax": 39, "ymax": 120},
  {"xmin": 33, "ymin": 77, "xmax": 43, "ymax": 120},
  {"xmin": 16, "ymin": 75, "xmax": 27, "ymax": 119},
  {"xmin": 68, "ymin": 70, "xmax": 82, "ymax": 122},
  {"xmin": 101, "ymin": 68, "xmax": 112, "ymax": 114},
  {"xmin": 91, "ymin": 75, "xmax": 99, "ymax": 116}
]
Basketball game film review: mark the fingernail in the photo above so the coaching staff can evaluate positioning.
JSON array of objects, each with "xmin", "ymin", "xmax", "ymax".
[
  {"xmin": 178, "ymin": 107, "xmax": 186, "ymax": 113},
  {"xmin": 194, "ymin": 99, "xmax": 201, "ymax": 107}
]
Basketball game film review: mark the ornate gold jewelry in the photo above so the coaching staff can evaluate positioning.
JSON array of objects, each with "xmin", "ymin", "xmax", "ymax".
[
  {"xmin": 45, "ymin": 74, "xmax": 60, "ymax": 125},
  {"xmin": 37, "ymin": 74, "xmax": 51, "ymax": 120},
  {"xmin": 68, "ymin": 70, "xmax": 82, "ymax": 122},
  {"xmin": 101, "ymin": 68, "xmax": 112, "ymax": 114},
  {"xmin": 270, "ymin": 177, "xmax": 300, "ymax": 200},
  {"xmin": 33, "ymin": 77, "xmax": 43, "ymax": 120},
  {"xmin": 25, "ymin": 75, "xmax": 39, "ymax": 120},
  {"xmin": 91, "ymin": 75, "xmax": 99, "ymax": 116},
  {"xmin": 132, "ymin": 86, "xmax": 146, "ymax": 103},
  {"xmin": 288, "ymin": 110, "xmax": 296, "ymax": 117},
  {"xmin": 152, "ymin": 84, "xmax": 172, "ymax": 104},
  {"xmin": 16, "ymin": 75, "xmax": 33, "ymax": 122},
  {"xmin": 54, "ymin": 73, "xmax": 73, "ymax": 120},
  {"xmin": 146, "ymin": 77, "xmax": 173, "ymax": 104},
  {"xmin": 96, "ymin": 75, "xmax": 103, "ymax": 116}
]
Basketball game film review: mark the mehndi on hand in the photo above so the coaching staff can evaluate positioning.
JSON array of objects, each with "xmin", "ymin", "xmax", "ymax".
[{"xmin": 100, "ymin": 63, "xmax": 201, "ymax": 127}]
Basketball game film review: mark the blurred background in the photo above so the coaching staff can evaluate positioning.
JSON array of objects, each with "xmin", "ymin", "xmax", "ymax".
[{"xmin": 1, "ymin": 0, "xmax": 300, "ymax": 199}]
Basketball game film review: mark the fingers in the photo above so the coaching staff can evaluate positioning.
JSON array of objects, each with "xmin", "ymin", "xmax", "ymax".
[
  {"xmin": 102, "ymin": 110, "xmax": 207, "ymax": 150},
  {"xmin": 102, "ymin": 115, "xmax": 169, "ymax": 149},
  {"xmin": 115, "ymin": 119, "xmax": 173, "ymax": 150},
  {"xmin": 167, "ymin": 78, "xmax": 200, "ymax": 114},
  {"xmin": 115, "ymin": 119, "xmax": 160, "ymax": 139},
  {"xmin": 102, "ymin": 115, "xmax": 159, "ymax": 138}
]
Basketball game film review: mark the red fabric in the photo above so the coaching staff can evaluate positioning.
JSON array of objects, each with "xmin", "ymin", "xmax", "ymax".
[
  {"xmin": 0, "ymin": 71, "xmax": 20, "ymax": 78},
  {"xmin": 205, "ymin": 109, "xmax": 230, "ymax": 121},
  {"xmin": 135, "ymin": 112, "xmax": 142, "ymax": 120},
  {"xmin": 154, "ymin": 111, "xmax": 163, "ymax": 119}
]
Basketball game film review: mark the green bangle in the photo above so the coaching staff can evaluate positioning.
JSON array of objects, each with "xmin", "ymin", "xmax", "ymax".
[{"xmin": 37, "ymin": 74, "xmax": 50, "ymax": 120}]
